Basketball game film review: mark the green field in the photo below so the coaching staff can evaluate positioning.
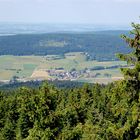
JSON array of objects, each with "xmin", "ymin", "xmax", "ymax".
[{"xmin": 0, "ymin": 53, "xmax": 127, "ymax": 82}]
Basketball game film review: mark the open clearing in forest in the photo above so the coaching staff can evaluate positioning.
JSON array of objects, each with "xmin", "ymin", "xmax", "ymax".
[{"xmin": 0, "ymin": 52, "xmax": 127, "ymax": 83}]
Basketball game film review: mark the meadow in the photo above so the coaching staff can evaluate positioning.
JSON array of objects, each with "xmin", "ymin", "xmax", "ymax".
[{"xmin": 0, "ymin": 52, "xmax": 127, "ymax": 83}]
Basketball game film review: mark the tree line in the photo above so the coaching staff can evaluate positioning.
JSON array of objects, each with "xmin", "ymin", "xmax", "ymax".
[
  {"xmin": 0, "ymin": 31, "xmax": 130, "ymax": 61},
  {"xmin": 0, "ymin": 23, "xmax": 140, "ymax": 139}
]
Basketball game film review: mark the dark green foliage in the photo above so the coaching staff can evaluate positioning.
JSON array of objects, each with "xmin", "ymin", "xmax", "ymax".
[
  {"xmin": 0, "ymin": 31, "xmax": 130, "ymax": 61},
  {"xmin": 118, "ymin": 25, "xmax": 140, "ymax": 71},
  {"xmin": 0, "ymin": 24, "xmax": 140, "ymax": 139},
  {"xmin": 117, "ymin": 22, "xmax": 140, "ymax": 103},
  {"xmin": 0, "ymin": 80, "xmax": 84, "ymax": 91},
  {"xmin": 0, "ymin": 80, "xmax": 140, "ymax": 140}
]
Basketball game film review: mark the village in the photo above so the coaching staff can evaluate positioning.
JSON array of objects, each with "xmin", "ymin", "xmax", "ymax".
[{"xmin": 46, "ymin": 68, "xmax": 110, "ymax": 81}]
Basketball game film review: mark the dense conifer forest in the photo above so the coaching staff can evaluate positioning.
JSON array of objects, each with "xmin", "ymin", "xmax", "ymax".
[
  {"xmin": 0, "ymin": 23, "xmax": 140, "ymax": 140},
  {"xmin": 0, "ymin": 80, "xmax": 84, "ymax": 91},
  {"xmin": 0, "ymin": 31, "xmax": 130, "ymax": 61}
]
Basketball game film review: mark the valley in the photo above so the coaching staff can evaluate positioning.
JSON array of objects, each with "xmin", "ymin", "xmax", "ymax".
[
  {"xmin": 0, "ymin": 31, "xmax": 130, "ymax": 84},
  {"xmin": 0, "ymin": 52, "xmax": 126, "ymax": 84}
]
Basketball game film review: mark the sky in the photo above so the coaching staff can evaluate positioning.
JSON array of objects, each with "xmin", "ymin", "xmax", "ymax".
[{"xmin": 0, "ymin": 0, "xmax": 140, "ymax": 26}]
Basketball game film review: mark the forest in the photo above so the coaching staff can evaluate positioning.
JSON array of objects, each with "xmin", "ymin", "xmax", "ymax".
[
  {"xmin": 0, "ymin": 31, "xmax": 130, "ymax": 61},
  {"xmin": 0, "ymin": 23, "xmax": 140, "ymax": 140},
  {"xmin": 0, "ymin": 80, "xmax": 84, "ymax": 91}
]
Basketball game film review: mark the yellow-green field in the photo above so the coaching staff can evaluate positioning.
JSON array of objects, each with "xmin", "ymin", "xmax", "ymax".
[{"xmin": 0, "ymin": 52, "xmax": 127, "ymax": 83}]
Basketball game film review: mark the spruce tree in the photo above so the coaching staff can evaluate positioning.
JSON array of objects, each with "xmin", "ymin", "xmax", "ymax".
[
  {"xmin": 116, "ymin": 22, "xmax": 140, "ymax": 139},
  {"xmin": 117, "ymin": 22, "xmax": 140, "ymax": 101}
]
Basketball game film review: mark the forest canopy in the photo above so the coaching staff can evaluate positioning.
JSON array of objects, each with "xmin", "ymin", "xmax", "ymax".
[
  {"xmin": 0, "ymin": 31, "xmax": 130, "ymax": 61},
  {"xmin": 0, "ymin": 23, "xmax": 140, "ymax": 140}
]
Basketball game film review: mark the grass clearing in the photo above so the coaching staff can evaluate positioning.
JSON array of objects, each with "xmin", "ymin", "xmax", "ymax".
[{"xmin": 0, "ymin": 52, "xmax": 127, "ymax": 82}]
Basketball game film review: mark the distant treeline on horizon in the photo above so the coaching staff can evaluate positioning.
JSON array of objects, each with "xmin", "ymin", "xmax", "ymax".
[{"xmin": 0, "ymin": 31, "xmax": 130, "ymax": 61}]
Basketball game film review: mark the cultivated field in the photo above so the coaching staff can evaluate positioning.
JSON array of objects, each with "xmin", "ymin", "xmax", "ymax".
[{"xmin": 0, "ymin": 52, "xmax": 127, "ymax": 83}]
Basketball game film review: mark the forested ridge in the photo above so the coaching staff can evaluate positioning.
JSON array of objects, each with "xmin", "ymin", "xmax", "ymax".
[
  {"xmin": 0, "ymin": 31, "xmax": 130, "ymax": 61},
  {"xmin": 0, "ymin": 24, "xmax": 140, "ymax": 139}
]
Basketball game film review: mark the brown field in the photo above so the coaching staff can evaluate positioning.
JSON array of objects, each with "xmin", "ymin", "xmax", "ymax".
[
  {"xmin": 0, "ymin": 53, "xmax": 127, "ymax": 83},
  {"xmin": 30, "ymin": 69, "xmax": 50, "ymax": 80}
]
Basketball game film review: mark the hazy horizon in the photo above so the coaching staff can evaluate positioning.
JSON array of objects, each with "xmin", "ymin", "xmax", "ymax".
[
  {"xmin": 0, "ymin": 22, "xmax": 131, "ymax": 35},
  {"xmin": 0, "ymin": 0, "xmax": 140, "ymax": 26}
]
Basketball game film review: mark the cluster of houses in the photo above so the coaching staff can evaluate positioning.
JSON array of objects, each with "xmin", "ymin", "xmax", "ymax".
[
  {"xmin": 47, "ymin": 69, "xmax": 80, "ymax": 80},
  {"xmin": 46, "ymin": 68, "xmax": 107, "ymax": 81}
]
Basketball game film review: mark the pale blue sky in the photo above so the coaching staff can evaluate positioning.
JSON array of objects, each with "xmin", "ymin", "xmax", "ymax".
[{"xmin": 0, "ymin": 0, "xmax": 140, "ymax": 25}]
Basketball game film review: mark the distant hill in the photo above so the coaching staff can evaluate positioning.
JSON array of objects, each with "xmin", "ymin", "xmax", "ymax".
[
  {"xmin": 0, "ymin": 23, "xmax": 130, "ymax": 34},
  {"xmin": 0, "ymin": 31, "xmax": 130, "ymax": 61}
]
